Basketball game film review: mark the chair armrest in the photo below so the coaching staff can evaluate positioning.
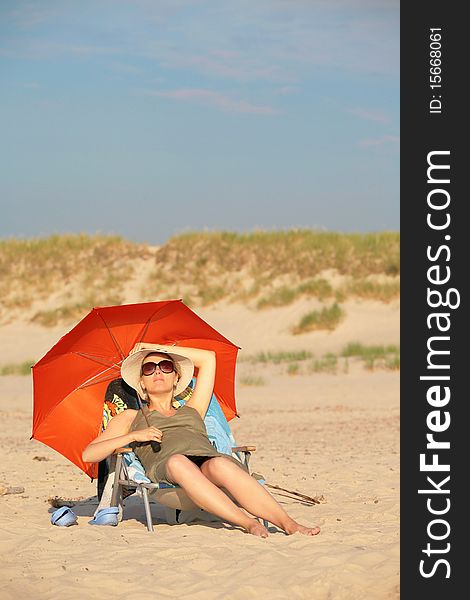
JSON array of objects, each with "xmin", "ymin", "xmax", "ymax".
[{"xmin": 114, "ymin": 447, "xmax": 133, "ymax": 454}]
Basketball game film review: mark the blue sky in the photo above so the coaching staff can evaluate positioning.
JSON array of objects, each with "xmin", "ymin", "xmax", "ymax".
[{"xmin": 0, "ymin": 0, "xmax": 399, "ymax": 244}]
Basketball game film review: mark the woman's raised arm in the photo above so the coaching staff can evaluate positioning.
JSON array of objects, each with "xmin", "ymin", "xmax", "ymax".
[{"xmin": 178, "ymin": 347, "xmax": 216, "ymax": 419}]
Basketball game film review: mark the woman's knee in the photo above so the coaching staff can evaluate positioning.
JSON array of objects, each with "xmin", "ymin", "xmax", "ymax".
[
  {"xmin": 165, "ymin": 454, "xmax": 193, "ymax": 478},
  {"xmin": 201, "ymin": 456, "xmax": 235, "ymax": 477}
]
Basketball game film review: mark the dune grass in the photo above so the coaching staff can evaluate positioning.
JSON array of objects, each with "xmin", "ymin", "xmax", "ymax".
[
  {"xmin": 1, "ymin": 230, "xmax": 399, "ymax": 324},
  {"xmin": 341, "ymin": 342, "xmax": 400, "ymax": 370},
  {"xmin": 340, "ymin": 279, "xmax": 400, "ymax": 302},
  {"xmin": 292, "ymin": 303, "xmax": 344, "ymax": 334},
  {"xmin": 0, "ymin": 360, "xmax": 34, "ymax": 376},
  {"xmin": 341, "ymin": 342, "xmax": 399, "ymax": 358},
  {"xmin": 286, "ymin": 363, "xmax": 300, "ymax": 375},
  {"xmin": 158, "ymin": 230, "xmax": 400, "ymax": 278},
  {"xmin": 239, "ymin": 343, "xmax": 400, "ymax": 374},
  {"xmin": 309, "ymin": 353, "xmax": 338, "ymax": 374},
  {"xmin": 197, "ymin": 284, "xmax": 227, "ymax": 306},
  {"xmin": 0, "ymin": 234, "xmax": 146, "ymax": 324},
  {"xmin": 256, "ymin": 278, "xmax": 334, "ymax": 309},
  {"xmin": 257, "ymin": 286, "xmax": 297, "ymax": 309},
  {"xmin": 31, "ymin": 293, "xmax": 124, "ymax": 327},
  {"xmin": 0, "ymin": 234, "xmax": 141, "ymax": 289},
  {"xmin": 297, "ymin": 278, "xmax": 335, "ymax": 299},
  {"xmin": 145, "ymin": 230, "xmax": 399, "ymax": 306},
  {"xmin": 385, "ymin": 355, "xmax": 401, "ymax": 370},
  {"xmin": 239, "ymin": 375, "xmax": 266, "ymax": 386},
  {"xmin": 238, "ymin": 350, "xmax": 314, "ymax": 364}
]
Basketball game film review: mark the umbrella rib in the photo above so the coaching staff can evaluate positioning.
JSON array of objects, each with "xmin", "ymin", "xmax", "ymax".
[
  {"xmin": 96, "ymin": 310, "xmax": 126, "ymax": 360},
  {"xmin": 137, "ymin": 316, "xmax": 153, "ymax": 344},
  {"xmin": 74, "ymin": 352, "xmax": 120, "ymax": 369},
  {"xmin": 78, "ymin": 367, "xmax": 121, "ymax": 389},
  {"xmin": 135, "ymin": 300, "xmax": 177, "ymax": 343},
  {"xmin": 72, "ymin": 352, "xmax": 122, "ymax": 388}
]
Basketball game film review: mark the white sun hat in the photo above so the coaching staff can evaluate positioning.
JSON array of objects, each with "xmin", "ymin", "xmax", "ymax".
[{"xmin": 120, "ymin": 342, "xmax": 194, "ymax": 398}]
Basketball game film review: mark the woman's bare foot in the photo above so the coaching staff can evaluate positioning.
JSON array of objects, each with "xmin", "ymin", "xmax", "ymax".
[
  {"xmin": 283, "ymin": 521, "xmax": 321, "ymax": 536},
  {"xmin": 246, "ymin": 519, "xmax": 269, "ymax": 538}
]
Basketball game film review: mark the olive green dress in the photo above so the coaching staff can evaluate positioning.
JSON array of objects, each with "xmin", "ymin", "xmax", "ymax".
[{"xmin": 130, "ymin": 404, "xmax": 248, "ymax": 485}]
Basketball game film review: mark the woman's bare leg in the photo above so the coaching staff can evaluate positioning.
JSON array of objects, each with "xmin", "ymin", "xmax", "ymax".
[
  {"xmin": 165, "ymin": 454, "xmax": 268, "ymax": 537},
  {"xmin": 200, "ymin": 457, "xmax": 320, "ymax": 536}
]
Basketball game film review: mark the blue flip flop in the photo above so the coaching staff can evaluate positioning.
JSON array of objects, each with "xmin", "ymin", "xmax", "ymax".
[
  {"xmin": 88, "ymin": 507, "xmax": 119, "ymax": 526},
  {"xmin": 51, "ymin": 506, "xmax": 78, "ymax": 527}
]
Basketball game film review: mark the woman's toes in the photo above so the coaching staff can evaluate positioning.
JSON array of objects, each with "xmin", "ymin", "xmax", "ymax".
[
  {"xmin": 247, "ymin": 520, "xmax": 269, "ymax": 538},
  {"xmin": 286, "ymin": 523, "xmax": 320, "ymax": 536}
]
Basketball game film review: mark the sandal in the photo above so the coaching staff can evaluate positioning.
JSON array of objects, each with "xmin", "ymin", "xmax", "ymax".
[
  {"xmin": 88, "ymin": 506, "xmax": 119, "ymax": 526},
  {"xmin": 51, "ymin": 506, "xmax": 78, "ymax": 527}
]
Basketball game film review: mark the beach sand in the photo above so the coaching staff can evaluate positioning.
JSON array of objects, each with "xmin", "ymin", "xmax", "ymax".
[{"xmin": 0, "ymin": 300, "xmax": 399, "ymax": 599}]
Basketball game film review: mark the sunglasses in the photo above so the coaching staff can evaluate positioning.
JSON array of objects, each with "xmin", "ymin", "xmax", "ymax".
[{"xmin": 141, "ymin": 360, "xmax": 176, "ymax": 376}]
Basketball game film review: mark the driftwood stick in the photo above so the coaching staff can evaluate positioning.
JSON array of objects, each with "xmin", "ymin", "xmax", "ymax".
[
  {"xmin": 268, "ymin": 491, "xmax": 317, "ymax": 505},
  {"xmin": 265, "ymin": 483, "xmax": 321, "ymax": 505}
]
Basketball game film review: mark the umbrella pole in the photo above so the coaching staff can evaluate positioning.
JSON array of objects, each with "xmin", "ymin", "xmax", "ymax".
[
  {"xmin": 136, "ymin": 394, "xmax": 151, "ymax": 426},
  {"xmin": 136, "ymin": 394, "xmax": 161, "ymax": 453}
]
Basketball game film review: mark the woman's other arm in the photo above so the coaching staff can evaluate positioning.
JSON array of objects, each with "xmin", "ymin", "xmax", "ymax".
[{"xmin": 81, "ymin": 410, "xmax": 162, "ymax": 463}]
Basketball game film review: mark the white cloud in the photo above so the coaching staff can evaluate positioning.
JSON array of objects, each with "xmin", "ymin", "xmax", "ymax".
[
  {"xmin": 141, "ymin": 87, "xmax": 280, "ymax": 115},
  {"xmin": 359, "ymin": 135, "xmax": 399, "ymax": 147},
  {"xmin": 348, "ymin": 107, "xmax": 391, "ymax": 124}
]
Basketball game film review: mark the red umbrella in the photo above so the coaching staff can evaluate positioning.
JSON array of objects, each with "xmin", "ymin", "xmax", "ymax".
[{"xmin": 32, "ymin": 299, "xmax": 240, "ymax": 479}]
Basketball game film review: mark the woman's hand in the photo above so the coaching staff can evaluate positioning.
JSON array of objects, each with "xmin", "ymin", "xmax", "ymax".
[
  {"xmin": 132, "ymin": 426, "xmax": 162, "ymax": 443},
  {"xmin": 171, "ymin": 346, "xmax": 215, "ymax": 369}
]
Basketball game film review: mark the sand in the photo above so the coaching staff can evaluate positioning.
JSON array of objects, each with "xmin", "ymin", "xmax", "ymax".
[{"xmin": 0, "ymin": 300, "xmax": 399, "ymax": 599}]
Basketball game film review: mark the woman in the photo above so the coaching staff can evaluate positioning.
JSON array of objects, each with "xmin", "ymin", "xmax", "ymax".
[{"xmin": 82, "ymin": 343, "xmax": 320, "ymax": 538}]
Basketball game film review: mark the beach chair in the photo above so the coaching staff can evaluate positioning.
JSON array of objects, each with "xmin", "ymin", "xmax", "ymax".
[{"xmin": 95, "ymin": 378, "xmax": 265, "ymax": 532}]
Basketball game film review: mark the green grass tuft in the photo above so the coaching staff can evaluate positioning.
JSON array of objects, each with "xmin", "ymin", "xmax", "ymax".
[
  {"xmin": 341, "ymin": 342, "xmax": 399, "ymax": 358},
  {"xmin": 297, "ymin": 278, "xmax": 334, "ymax": 300},
  {"xmin": 292, "ymin": 303, "xmax": 344, "ymax": 334},
  {"xmin": 341, "ymin": 279, "xmax": 400, "ymax": 302},
  {"xmin": 341, "ymin": 341, "xmax": 400, "ymax": 371},
  {"xmin": 238, "ymin": 344, "xmax": 399, "ymax": 375},
  {"xmin": 287, "ymin": 363, "xmax": 300, "ymax": 375},
  {"xmin": 31, "ymin": 294, "xmax": 123, "ymax": 327},
  {"xmin": 309, "ymin": 353, "xmax": 338, "ymax": 374},
  {"xmin": 239, "ymin": 350, "xmax": 313, "ymax": 364},
  {"xmin": 256, "ymin": 278, "xmax": 334, "ymax": 309},
  {"xmin": 0, "ymin": 360, "xmax": 34, "ymax": 376},
  {"xmin": 257, "ymin": 286, "xmax": 297, "ymax": 309},
  {"xmin": 239, "ymin": 375, "xmax": 266, "ymax": 386},
  {"xmin": 197, "ymin": 285, "xmax": 226, "ymax": 306},
  {"xmin": 384, "ymin": 355, "xmax": 401, "ymax": 370}
]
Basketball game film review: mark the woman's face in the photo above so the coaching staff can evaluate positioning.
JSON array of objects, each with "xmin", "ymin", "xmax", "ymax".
[{"xmin": 140, "ymin": 352, "xmax": 178, "ymax": 397}]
